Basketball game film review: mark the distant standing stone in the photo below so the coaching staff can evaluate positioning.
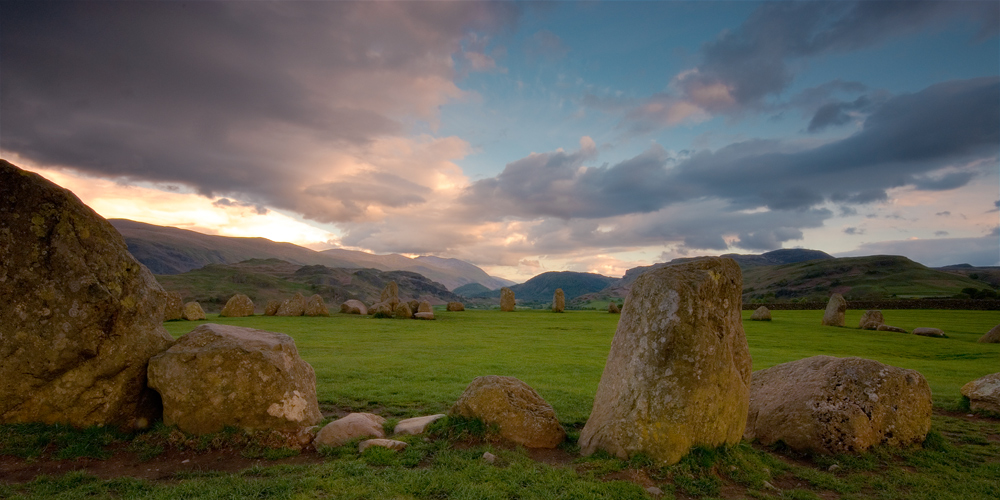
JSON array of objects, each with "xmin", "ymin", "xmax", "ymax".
[
  {"xmin": 552, "ymin": 288, "xmax": 565, "ymax": 313},
  {"xmin": 394, "ymin": 302, "xmax": 413, "ymax": 319},
  {"xmin": 750, "ymin": 306, "xmax": 771, "ymax": 321},
  {"xmin": 304, "ymin": 294, "xmax": 330, "ymax": 316},
  {"xmin": 220, "ymin": 294, "xmax": 255, "ymax": 317},
  {"xmin": 381, "ymin": 281, "xmax": 400, "ymax": 309},
  {"xmin": 408, "ymin": 300, "xmax": 420, "ymax": 312},
  {"xmin": 500, "ymin": 287, "xmax": 515, "ymax": 312},
  {"xmin": 450, "ymin": 375, "xmax": 565, "ymax": 448},
  {"xmin": 858, "ymin": 310, "xmax": 884, "ymax": 330},
  {"xmin": 276, "ymin": 292, "xmax": 307, "ymax": 317},
  {"xmin": 414, "ymin": 312, "xmax": 435, "ymax": 320},
  {"xmin": 912, "ymin": 327, "xmax": 947, "ymax": 338},
  {"xmin": 264, "ymin": 300, "xmax": 281, "ymax": 316},
  {"xmin": 418, "ymin": 300, "xmax": 433, "ymax": 313},
  {"xmin": 821, "ymin": 293, "xmax": 847, "ymax": 327},
  {"xmin": 447, "ymin": 301, "xmax": 465, "ymax": 311},
  {"xmin": 961, "ymin": 373, "xmax": 1000, "ymax": 414},
  {"xmin": 164, "ymin": 292, "xmax": 184, "ymax": 321},
  {"xmin": 608, "ymin": 302, "xmax": 620, "ymax": 314},
  {"xmin": 182, "ymin": 301, "xmax": 206, "ymax": 321},
  {"xmin": 979, "ymin": 324, "xmax": 1000, "ymax": 343},
  {"xmin": 340, "ymin": 300, "xmax": 368, "ymax": 315}
]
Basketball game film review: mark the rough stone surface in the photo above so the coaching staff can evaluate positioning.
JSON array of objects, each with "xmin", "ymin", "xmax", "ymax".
[
  {"xmin": 414, "ymin": 312, "xmax": 435, "ymax": 320},
  {"xmin": 276, "ymin": 292, "xmax": 307, "ymax": 317},
  {"xmin": 500, "ymin": 287, "xmax": 515, "ymax": 312},
  {"xmin": 579, "ymin": 257, "xmax": 751, "ymax": 465},
  {"xmin": 340, "ymin": 300, "xmax": 367, "ymax": 315},
  {"xmin": 744, "ymin": 355, "xmax": 932, "ymax": 454},
  {"xmin": 394, "ymin": 302, "xmax": 413, "ymax": 319},
  {"xmin": 359, "ymin": 438, "xmax": 408, "ymax": 453},
  {"xmin": 182, "ymin": 301, "xmax": 206, "ymax": 321},
  {"xmin": 394, "ymin": 414, "xmax": 446, "ymax": 435},
  {"xmin": 418, "ymin": 300, "xmax": 433, "ymax": 313},
  {"xmin": 380, "ymin": 281, "xmax": 400, "ymax": 309},
  {"xmin": 450, "ymin": 375, "xmax": 565, "ymax": 448},
  {"xmin": 304, "ymin": 294, "xmax": 330, "ymax": 317},
  {"xmin": 147, "ymin": 323, "xmax": 322, "ymax": 435},
  {"xmin": 750, "ymin": 306, "xmax": 771, "ymax": 321},
  {"xmin": 858, "ymin": 310, "xmax": 884, "ymax": 330},
  {"xmin": 264, "ymin": 300, "xmax": 281, "ymax": 316},
  {"xmin": 608, "ymin": 302, "xmax": 620, "ymax": 314},
  {"xmin": 220, "ymin": 294, "xmax": 254, "ymax": 317},
  {"xmin": 552, "ymin": 289, "xmax": 565, "ymax": 313},
  {"xmin": 0, "ymin": 161, "xmax": 174, "ymax": 430},
  {"xmin": 877, "ymin": 324, "xmax": 907, "ymax": 333},
  {"xmin": 447, "ymin": 302, "xmax": 465, "ymax": 312},
  {"xmin": 961, "ymin": 373, "xmax": 1000, "ymax": 414},
  {"xmin": 408, "ymin": 300, "xmax": 420, "ymax": 312},
  {"xmin": 482, "ymin": 451, "xmax": 496, "ymax": 463},
  {"xmin": 978, "ymin": 324, "xmax": 1000, "ymax": 343},
  {"xmin": 164, "ymin": 292, "xmax": 184, "ymax": 321},
  {"xmin": 370, "ymin": 301, "xmax": 393, "ymax": 317},
  {"xmin": 822, "ymin": 294, "xmax": 847, "ymax": 327},
  {"xmin": 314, "ymin": 413, "xmax": 386, "ymax": 448},
  {"xmin": 912, "ymin": 327, "xmax": 947, "ymax": 338}
]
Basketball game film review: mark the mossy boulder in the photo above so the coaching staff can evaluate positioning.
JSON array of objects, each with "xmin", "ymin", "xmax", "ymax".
[
  {"xmin": 961, "ymin": 373, "xmax": 1000, "ymax": 414},
  {"xmin": 552, "ymin": 288, "xmax": 565, "ymax": 312},
  {"xmin": 182, "ymin": 301, "xmax": 206, "ymax": 321},
  {"xmin": 750, "ymin": 306, "xmax": 771, "ymax": 321},
  {"xmin": 276, "ymin": 292, "xmax": 307, "ymax": 316},
  {"xmin": 450, "ymin": 375, "xmax": 565, "ymax": 448},
  {"xmin": 446, "ymin": 301, "xmax": 465, "ymax": 312},
  {"xmin": 220, "ymin": 294, "xmax": 254, "ymax": 317},
  {"xmin": 164, "ymin": 292, "xmax": 184, "ymax": 321},
  {"xmin": 340, "ymin": 299, "xmax": 367, "ymax": 315},
  {"xmin": 304, "ymin": 294, "xmax": 329, "ymax": 316},
  {"xmin": 858, "ymin": 310, "xmax": 884, "ymax": 330}
]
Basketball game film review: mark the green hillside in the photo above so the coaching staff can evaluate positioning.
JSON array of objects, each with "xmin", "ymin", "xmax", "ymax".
[{"xmin": 510, "ymin": 271, "xmax": 617, "ymax": 303}]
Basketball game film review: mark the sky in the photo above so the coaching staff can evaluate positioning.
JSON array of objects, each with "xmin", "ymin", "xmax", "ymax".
[{"xmin": 2, "ymin": 0, "xmax": 998, "ymax": 281}]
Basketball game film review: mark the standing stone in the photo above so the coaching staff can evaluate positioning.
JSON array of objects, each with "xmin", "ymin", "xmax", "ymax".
[
  {"xmin": 0, "ymin": 160, "xmax": 174, "ymax": 430},
  {"xmin": 961, "ymin": 373, "xmax": 1000, "ymax": 414},
  {"xmin": 147, "ymin": 323, "xmax": 322, "ymax": 435},
  {"xmin": 579, "ymin": 257, "xmax": 751, "ymax": 464},
  {"xmin": 447, "ymin": 302, "xmax": 465, "ymax": 312},
  {"xmin": 264, "ymin": 300, "xmax": 281, "ymax": 316},
  {"xmin": 340, "ymin": 300, "xmax": 368, "ymax": 315},
  {"xmin": 276, "ymin": 292, "xmax": 307, "ymax": 316},
  {"xmin": 182, "ymin": 301, "xmax": 206, "ymax": 321},
  {"xmin": 750, "ymin": 306, "xmax": 771, "ymax": 321},
  {"xmin": 608, "ymin": 302, "xmax": 620, "ymax": 314},
  {"xmin": 220, "ymin": 294, "xmax": 255, "ymax": 317},
  {"xmin": 858, "ymin": 310, "xmax": 884, "ymax": 330},
  {"xmin": 417, "ymin": 300, "xmax": 433, "ymax": 313},
  {"xmin": 164, "ymin": 292, "xmax": 184, "ymax": 321},
  {"xmin": 370, "ymin": 301, "xmax": 393, "ymax": 318},
  {"xmin": 408, "ymin": 300, "xmax": 420, "ymax": 312},
  {"xmin": 304, "ymin": 294, "xmax": 330, "ymax": 316},
  {"xmin": 450, "ymin": 375, "xmax": 565, "ymax": 448},
  {"xmin": 745, "ymin": 356, "xmax": 932, "ymax": 454},
  {"xmin": 394, "ymin": 302, "xmax": 413, "ymax": 319},
  {"xmin": 500, "ymin": 287, "xmax": 515, "ymax": 312},
  {"xmin": 821, "ymin": 293, "xmax": 847, "ymax": 327},
  {"xmin": 380, "ymin": 281, "xmax": 400, "ymax": 309},
  {"xmin": 978, "ymin": 324, "xmax": 1000, "ymax": 343},
  {"xmin": 552, "ymin": 289, "xmax": 565, "ymax": 313}
]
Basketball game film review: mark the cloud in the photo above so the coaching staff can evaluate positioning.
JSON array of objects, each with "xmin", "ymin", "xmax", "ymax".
[
  {"xmin": 844, "ymin": 227, "xmax": 864, "ymax": 235},
  {"xmin": 212, "ymin": 198, "xmax": 269, "ymax": 215},
  {"xmin": 837, "ymin": 235, "xmax": 1000, "ymax": 267},
  {"xmin": 524, "ymin": 30, "xmax": 570, "ymax": 61}
]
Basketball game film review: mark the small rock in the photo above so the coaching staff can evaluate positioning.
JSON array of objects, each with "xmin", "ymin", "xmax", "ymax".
[
  {"xmin": 912, "ymin": 327, "xmax": 947, "ymax": 338},
  {"xmin": 645, "ymin": 486, "xmax": 663, "ymax": 497},
  {"xmin": 314, "ymin": 413, "xmax": 386, "ymax": 448},
  {"xmin": 181, "ymin": 459, "xmax": 190, "ymax": 464},
  {"xmin": 394, "ymin": 414, "xmax": 446, "ymax": 435},
  {"xmin": 182, "ymin": 301, "xmax": 206, "ymax": 321},
  {"xmin": 877, "ymin": 324, "xmax": 907, "ymax": 333},
  {"xmin": 446, "ymin": 302, "xmax": 465, "ymax": 312},
  {"xmin": 763, "ymin": 481, "xmax": 779, "ymax": 491},
  {"xmin": 858, "ymin": 310, "xmax": 884, "ymax": 330},
  {"xmin": 750, "ymin": 306, "xmax": 771, "ymax": 321},
  {"xmin": 482, "ymin": 451, "xmax": 496, "ymax": 464},
  {"xmin": 828, "ymin": 464, "xmax": 840, "ymax": 472},
  {"xmin": 358, "ymin": 438, "xmax": 408, "ymax": 453},
  {"xmin": 414, "ymin": 312, "xmax": 435, "ymax": 320}
]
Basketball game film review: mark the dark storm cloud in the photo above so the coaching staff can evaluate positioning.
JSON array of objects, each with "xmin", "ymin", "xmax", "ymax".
[{"xmin": 0, "ymin": 0, "xmax": 519, "ymax": 213}]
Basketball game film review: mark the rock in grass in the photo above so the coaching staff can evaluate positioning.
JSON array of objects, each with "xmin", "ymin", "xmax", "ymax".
[
  {"xmin": 276, "ymin": 292, "xmax": 307, "ymax": 317},
  {"xmin": 394, "ymin": 302, "xmax": 413, "ymax": 319},
  {"xmin": 418, "ymin": 300, "xmax": 433, "ymax": 314},
  {"xmin": 608, "ymin": 302, "xmax": 620, "ymax": 314},
  {"xmin": 877, "ymin": 324, "xmax": 907, "ymax": 333},
  {"xmin": 552, "ymin": 288, "xmax": 565, "ymax": 312},
  {"xmin": 370, "ymin": 301, "xmax": 394, "ymax": 318},
  {"xmin": 147, "ymin": 323, "xmax": 322, "ymax": 435},
  {"xmin": 315, "ymin": 413, "xmax": 386, "ymax": 447},
  {"xmin": 0, "ymin": 160, "xmax": 174, "ymax": 430},
  {"xmin": 359, "ymin": 438, "xmax": 408, "ymax": 453},
  {"xmin": 744, "ymin": 355, "xmax": 932, "ymax": 454},
  {"xmin": 414, "ymin": 312, "xmax": 435, "ymax": 320},
  {"xmin": 394, "ymin": 414, "xmax": 446, "ymax": 435},
  {"xmin": 912, "ymin": 327, "xmax": 947, "ymax": 338},
  {"xmin": 447, "ymin": 302, "xmax": 465, "ymax": 311},
  {"xmin": 220, "ymin": 294, "xmax": 254, "ymax": 317},
  {"xmin": 182, "ymin": 301, "xmax": 206, "ymax": 321},
  {"xmin": 500, "ymin": 287, "xmax": 515, "ymax": 312},
  {"xmin": 978, "ymin": 324, "xmax": 1000, "ymax": 343},
  {"xmin": 450, "ymin": 375, "xmax": 565, "ymax": 448},
  {"xmin": 164, "ymin": 292, "xmax": 184, "ymax": 321},
  {"xmin": 579, "ymin": 257, "xmax": 750, "ymax": 464},
  {"xmin": 858, "ymin": 310, "xmax": 884, "ymax": 330},
  {"xmin": 821, "ymin": 293, "xmax": 847, "ymax": 327},
  {"xmin": 340, "ymin": 300, "xmax": 367, "ymax": 315},
  {"xmin": 304, "ymin": 294, "xmax": 329, "ymax": 316},
  {"xmin": 264, "ymin": 300, "xmax": 281, "ymax": 316},
  {"xmin": 961, "ymin": 373, "xmax": 1000, "ymax": 414},
  {"xmin": 750, "ymin": 306, "xmax": 771, "ymax": 321}
]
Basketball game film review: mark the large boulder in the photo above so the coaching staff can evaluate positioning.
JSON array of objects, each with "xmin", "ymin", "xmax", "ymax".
[
  {"xmin": 276, "ymin": 292, "xmax": 307, "ymax": 317},
  {"xmin": 980, "ymin": 324, "xmax": 1000, "ymax": 343},
  {"xmin": 314, "ymin": 412, "xmax": 385, "ymax": 448},
  {"xmin": 579, "ymin": 257, "xmax": 751, "ymax": 464},
  {"xmin": 744, "ymin": 356, "xmax": 932, "ymax": 454},
  {"xmin": 552, "ymin": 288, "xmax": 565, "ymax": 313},
  {"xmin": 961, "ymin": 373, "xmax": 1000, "ymax": 414},
  {"xmin": 220, "ymin": 294, "xmax": 254, "ymax": 318},
  {"xmin": 370, "ymin": 301, "xmax": 394, "ymax": 318},
  {"xmin": 750, "ymin": 306, "xmax": 771, "ymax": 321},
  {"xmin": 858, "ymin": 310, "xmax": 884, "ymax": 330},
  {"xmin": 821, "ymin": 293, "xmax": 847, "ymax": 327},
  {"xmin": 450, "ymin": 375, "xmax": 565, "ymax": 448},
  {"xmin": 340, "ymin": 300, "xmax": 367, "ymax": 315},
  {"xmin": 0, "ymin": 160, "xmax": 174, "ymax": 430},
  {"xmin": 164, "ymin": 292, "xmax": 184, "ymax": 321},
  {"xmin": 447, "ymin": 301, "xmax": 465, "ymax": 312},
  {"xmin": 182, "ymin": 301, "xmax": 206, "ymax": 321},
  {"xmin": 147, "ymin": 323, "xmax": 322, "ymax": 435},
  {"xmin": 500, "ymin": 287, "xmax": 515, "ymax": 312},
  {"xmin": 304, "ymin": 294, "xmax": 329, "ymax": 317}
]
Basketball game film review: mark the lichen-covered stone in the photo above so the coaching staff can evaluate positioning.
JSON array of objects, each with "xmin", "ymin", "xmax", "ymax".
[
  {"xmin": 147, "ymin": 323, "xmax": 321, "ymax": 435},
  {"xmin": 552, "ymin": 288, "xmax": 565, "ymax": 313},
  {"xmin": 394, "ymin": 302, "xmax": 413, "ymax": 319},
  {"xmin": 276, "ymin": 292, "xmax": 307, "ymax": 317},
  {"xmin": 961, "ymin": 373, "xmax": 1000, "ymax": 414},
  {"xmin": 182, "ymin": 301, "xmax": 206, "ymax": 321},
  {"xmin": 912, "ymin": 327, "xmax": 947, "ymax": 338},
  {"xmin": 979, "ymin": 324, "xmax": 1000, "ymax": 343},
  {"xmin": 579, "ymin": 257, "xmax": 750, "ymax": 465},
  {"xmin": 858, "ymin": 310, "xmax": 884, "ymax": 330},
  {"xmin": 408, "ymin": 300, "xmax": 420, "ymax": 312},
  {"xmin": 447, "ymin": 302, "xmax": 465, "ymax": 312},
  {"xmin": 608, "ymin": 302, "xmax": 620, "ymax": 314},
  {"xmin": 340, "ymin": 300, "xmax": 367, "ymax": 315},
  {"xmin": 370, "ymin": 301, "xmax": 393, "ymax": 318},
  {"xmin": 164, "ymin": 292, "xmax": 184, "ymax": 321},
  {"xmin": 220, "ymin": 294, "xmax": 254, "ymax": 317},
  {"xmin": 304, "ymin": 294, "xmax": 329, "ymax": 316},
  {"xmin": 750, "ymin": 306, "xmax": 771, "ymax": 321},
  {"xmin": 822, "ymin": 294, "xmax": 847, "ymax": 326},
  {"xmin": 417, "ymin": 300, "xmax": 433, "ymax": 313},
  {"xmin": 500, "ymin": 287, "xmax": 515, "ymax": 312},
  {"xmin": 451, "ymin": 375, "xmax": 565, "ymax": 448},
  {"xmin": 380, "ymin": 281, "xmax": 400, "ymax": 309},
  {"xmin": 0, "ymin": 160, "xmax": 174, "ymax": 430},
  {"xmin": 314, "ymin": 413, "xmax": 385, "ymax": 448},
  {"xmin": 264, "ymin": 300, "xmax": 281, "ymax": 316},
  {"xmin": 745, "ymin": 356, "xmax": 932, "ymax": 454}
]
